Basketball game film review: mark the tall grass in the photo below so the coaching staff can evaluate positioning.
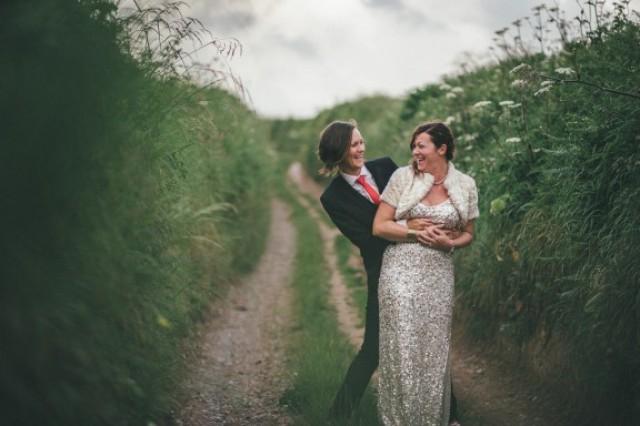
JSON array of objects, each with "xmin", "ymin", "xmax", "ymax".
[
  {"xmin": 400, "ymin": 8, "xmax": 640, "ymax": 422},
  {"xmin": 1, "ymin": 1, "xmax": 272, "ymax": 424}
]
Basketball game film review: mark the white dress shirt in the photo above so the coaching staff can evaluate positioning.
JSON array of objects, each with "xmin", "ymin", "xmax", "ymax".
[
  {"xmin": 340, "ymin": 165, "xmax": 380, "ymax": 203},
  {"xmin": 340, "ymin": 164, "xmax": 408, "ymax": 226}
]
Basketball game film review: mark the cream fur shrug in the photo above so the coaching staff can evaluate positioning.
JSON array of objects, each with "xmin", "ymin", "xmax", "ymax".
[{"xmin": 380, "ymin": 162, "xmax": 479, "ymax": 225}]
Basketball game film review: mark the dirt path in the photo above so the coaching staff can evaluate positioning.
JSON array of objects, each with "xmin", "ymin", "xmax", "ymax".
[
  {"xmin": 449, "ymin": 331, "xmax": 566, "ymax": 426},
  {"xmin": 175, "ymin": 199, "xmax": 296, "ymax": 426},
  {"xmin": 287, "ymin": 162, "xmax": 565, "ymax": 426},
  {"xmin": 287, "ymin": 163, "xmax": 363, "ymax": 348}
]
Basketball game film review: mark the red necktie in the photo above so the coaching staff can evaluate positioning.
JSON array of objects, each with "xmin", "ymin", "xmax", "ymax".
[{"xmin": 356, "ymin": 175, "xmax": 380, "ymax": 205}]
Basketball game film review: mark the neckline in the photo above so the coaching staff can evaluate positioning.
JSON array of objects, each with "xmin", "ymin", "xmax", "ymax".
[{"xmin": 420, "ymin": 198, "xmax": 450, "ymax": 208}]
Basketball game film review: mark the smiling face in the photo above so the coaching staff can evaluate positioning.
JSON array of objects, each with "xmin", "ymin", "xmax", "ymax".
[
  {"xmin": 412, "ymin": 132, "xmax": 447, "ymax": 173},
  {"xmin": 339, "ymin": 128, "xmax": 365, "ymax": 175}
]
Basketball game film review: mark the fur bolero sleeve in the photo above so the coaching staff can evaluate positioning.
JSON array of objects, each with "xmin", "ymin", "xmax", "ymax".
[{"xmin": 380, "ymin": 163, "xmax": 479, "ymax": 225}]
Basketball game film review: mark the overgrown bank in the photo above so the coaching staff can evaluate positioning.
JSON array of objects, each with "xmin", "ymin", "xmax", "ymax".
[
  {"xmin": 281, "ymin": 4, "xmax": 640, "ymax": 423},
  {"xmin": 2, "ymin": 1, "xmax": 272, "ymax": 424}
]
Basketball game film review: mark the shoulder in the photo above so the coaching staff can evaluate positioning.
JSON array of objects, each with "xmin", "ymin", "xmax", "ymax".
[
  {"xmin": 382, "ymin": 165, "xmax": 414, "ymax": 194},
  {"xmin": 321, "ymin": 175, "xmax": 344, "ymax": 205},
  {"xmin": 389, "ymin": 165, "xmax": 414, "ymax": 182}
]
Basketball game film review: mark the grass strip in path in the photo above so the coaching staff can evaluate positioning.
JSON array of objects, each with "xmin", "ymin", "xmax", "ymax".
[
  {"xmin": 280, "ymin": 185, "xmax": 379, "ymax": 425},
  {"xmin": 334, "ymin": 235, "xmax": 368, "ymax": 326}
]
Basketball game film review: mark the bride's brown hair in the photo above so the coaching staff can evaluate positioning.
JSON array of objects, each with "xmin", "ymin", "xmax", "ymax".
[{"xmin": 409, "ymin": 122, "xmax": 455, "ymax": 173}]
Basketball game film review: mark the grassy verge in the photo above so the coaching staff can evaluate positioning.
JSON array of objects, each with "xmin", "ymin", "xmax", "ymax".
[
  {"xmin": 279, "ymin": 183, "xmax": 378, "ymax": 425},
  {"xmin": 1, "ymin": 2, "xmax": 273, "ymax": 424},
  {"xmin": 334, "ymin": 235, "xmax": 368, "ymax": 327}
]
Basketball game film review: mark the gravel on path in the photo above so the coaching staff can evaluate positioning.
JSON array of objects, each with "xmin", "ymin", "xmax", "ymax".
[{"xmin": 175, "ymin": 199, "xmax": 296, "ymax": 426}]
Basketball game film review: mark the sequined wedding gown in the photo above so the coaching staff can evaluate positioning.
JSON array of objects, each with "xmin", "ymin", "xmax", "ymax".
[{"xmin": 378, "ymin": 199, "xmax": 461, "ymax": 426}]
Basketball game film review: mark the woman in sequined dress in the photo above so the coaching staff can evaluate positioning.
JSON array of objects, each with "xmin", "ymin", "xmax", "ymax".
[{"xmin": 372, "ymin": 122, "xmax": 479, "ymax": 426}]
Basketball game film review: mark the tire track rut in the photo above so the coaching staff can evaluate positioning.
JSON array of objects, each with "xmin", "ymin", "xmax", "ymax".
[{"xmin": 175, "ymin": 199, "xmax": 296, "ymax": 426}]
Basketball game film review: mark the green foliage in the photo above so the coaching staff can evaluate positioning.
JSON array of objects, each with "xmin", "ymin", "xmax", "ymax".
[
  {"xmin": 404, "ymin": 24, "xmax": 640, "ymax": 418},
  {"xmin": 1, "ymin": 1, "xmax": 271, "ymax": 424}
]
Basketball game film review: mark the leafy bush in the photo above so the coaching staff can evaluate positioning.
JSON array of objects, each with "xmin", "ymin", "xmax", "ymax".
[{"xmin": 1, "ymin": 1, "xmax": 272, "ymax": 424}]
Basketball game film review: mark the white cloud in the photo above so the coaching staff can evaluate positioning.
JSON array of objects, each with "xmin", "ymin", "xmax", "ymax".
[{"xmin": 179, "ymin": 0, "xmax": 640, "ymax": 118}]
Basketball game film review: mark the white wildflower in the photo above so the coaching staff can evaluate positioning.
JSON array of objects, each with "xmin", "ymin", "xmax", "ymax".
[
  {"xmin": 460, "ymin": 133, "xmax": 478, "ymax": 143},
  {"xmin": 473, "ymin": 100, "xmax": 492, "ymax": 109},
  {"xmin": 541, "ymin": 80, "xmax": 554, "ymax": 87},
  {"xmin": 198, "ymin": 100, "xmax": 209, "ymax": 106},
  {"xmin": 534, "ymin": 86, "xmax": 552, "ymax": 96},
  {"xmin": 445, "ymin": 116, "xmax": 456, "ymax": 125},
  {"xmin": 511, "ymin": 79, "xmax": 527, "ymax": 89},
  {"xmin": 505, "ymin": 137, "xmax": 521, "ymax": 143},
  {"xmin": 508, "ymin": 102, "xmax": 522, "ymax": 109},
  {"xmin": 439, "ymin": 83, "xmax": 452, "ymax": 91},
  {"xmin": 446, "ymin": 92, "xmax": 457, "ymax": 99},
  {"xmin": 499, "ymin": 100, "xmax": 515, "ymax": 107},
  {"xmin": 510, "ymin": 63, "xmax": 531, "ymax": 74},
  {"xmin": 465, "ymin": 145, "xmax": 474, "ymax": 151},
  {"xmin": 451, "ymin": 86, "xmax": 464, "ymax": 94},
  {"xmin": 555, "ymin": 67, "xmax": 575, "ymax": 76}
]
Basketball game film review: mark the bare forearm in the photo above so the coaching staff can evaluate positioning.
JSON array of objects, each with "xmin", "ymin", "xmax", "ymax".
[
  {"xmin": 450, "ymin": 231, "xmax": 473, "ymax": 249},
  {"xmin": 373, "ymin": 220, "xmax": 413, "ymax": 242},
  {"xmin": 449, "ymin": 221, "xmax": 475, "ymax": 250},
  {"xmin": 373, "ymin": 202, "xmax": 416, "ymax": 242}
]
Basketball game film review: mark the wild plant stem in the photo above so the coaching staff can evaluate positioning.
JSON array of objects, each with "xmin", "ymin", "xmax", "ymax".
[{"xmin": 539, "ymin": 74, "xmax": 640, "ymax": 100}]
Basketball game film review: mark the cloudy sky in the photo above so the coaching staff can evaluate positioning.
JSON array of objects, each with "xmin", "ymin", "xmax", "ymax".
[{"xmin": 180, "ymin": 0, "xmax": 638, "ymax": 118}]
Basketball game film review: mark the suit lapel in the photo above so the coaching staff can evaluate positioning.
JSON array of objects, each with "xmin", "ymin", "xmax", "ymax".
[{"xmin": 334, "ymin": 173, "xmax": 375, "ymax": 209}]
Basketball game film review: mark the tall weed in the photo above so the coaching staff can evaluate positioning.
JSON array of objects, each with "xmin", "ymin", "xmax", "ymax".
[{"xmin": 1, "ymin": 1, "xmax": 272, "ymax": 424}]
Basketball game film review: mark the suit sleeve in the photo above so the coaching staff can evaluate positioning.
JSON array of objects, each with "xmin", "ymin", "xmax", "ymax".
[
  {"xmin": 384, "ymin": 156, "xmax": 398, "ymax": 170},
  {"xmin": 320, "ymin": 195, "xmax": 380, "ymax": 250}
]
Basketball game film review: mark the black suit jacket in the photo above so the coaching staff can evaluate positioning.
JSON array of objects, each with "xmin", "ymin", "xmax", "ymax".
[{"xmin": 320, "ymin": 157, "xmax": 398, "ymax": 288}]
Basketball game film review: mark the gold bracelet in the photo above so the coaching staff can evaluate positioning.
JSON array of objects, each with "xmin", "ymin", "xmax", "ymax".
[{"xmin": 406, "ymin": 229, "xmax": 418, "ymax": 241}]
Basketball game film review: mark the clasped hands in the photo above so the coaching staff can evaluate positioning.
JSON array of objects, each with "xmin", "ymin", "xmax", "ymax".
[{"xmin": 406, "ymin": 218, "xmax": 459, "ymax": 251}]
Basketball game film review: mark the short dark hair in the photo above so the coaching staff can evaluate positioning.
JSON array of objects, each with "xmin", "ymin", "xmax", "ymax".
[
  {"xmin": 317, "ymin": 120, "xmax": 357, "ymax": 175},
  {"xmin": 409, "ymin": 122, "xmax": 455, "ymax": 162}
]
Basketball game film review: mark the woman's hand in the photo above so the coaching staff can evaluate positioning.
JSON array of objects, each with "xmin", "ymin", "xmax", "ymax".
[
  {"xmin": 417, "ymin": 224, "xmax": 454, "ymax": 252},
  {"xmin": 408, "ymin": 218, "xmax": 460, "ymax": 240},
  {"xmin": 406, "ymin": 218, "xmax": 434, "ymax": 231}
]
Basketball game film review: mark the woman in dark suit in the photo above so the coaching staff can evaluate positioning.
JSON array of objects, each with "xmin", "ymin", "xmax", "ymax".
[{"xmin": 318, "ymin": 120, "xmax": 397, "ymax": 420}]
